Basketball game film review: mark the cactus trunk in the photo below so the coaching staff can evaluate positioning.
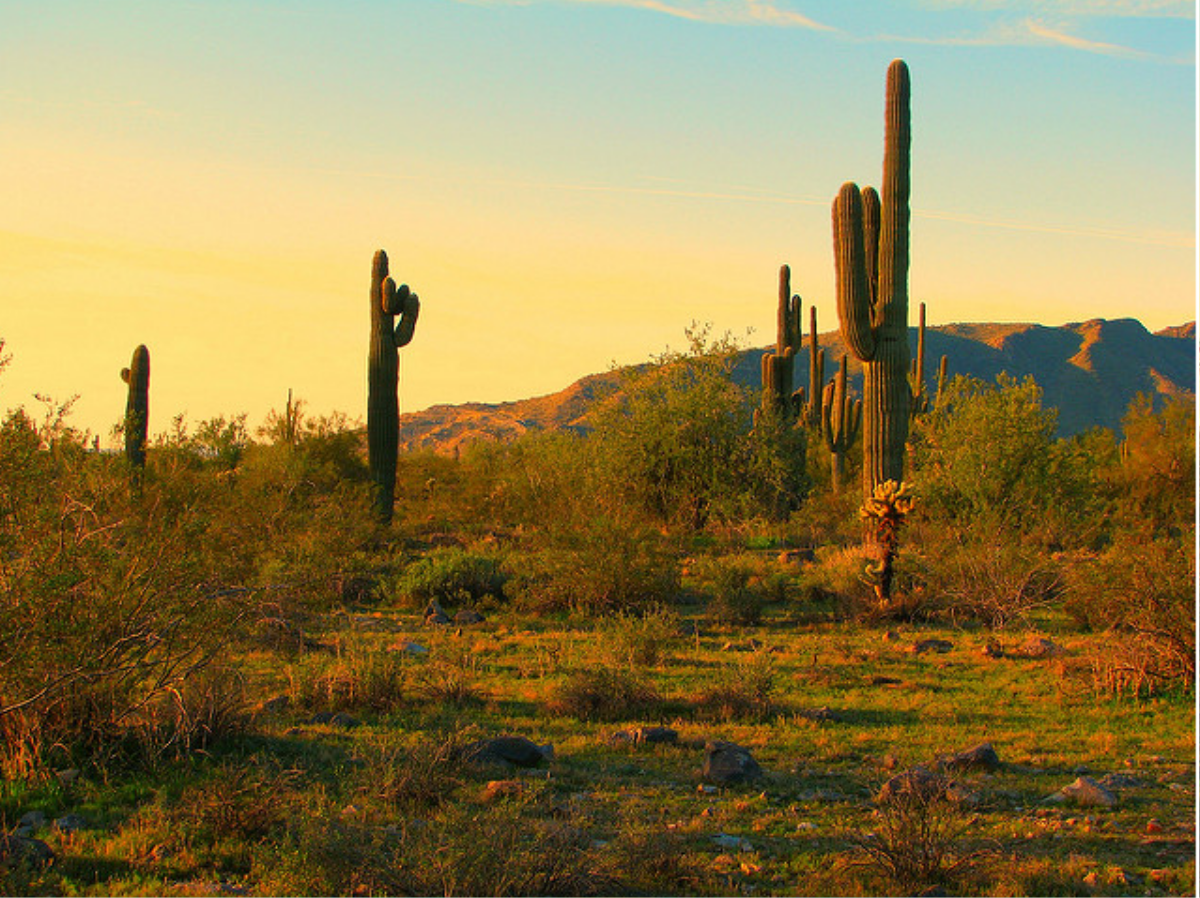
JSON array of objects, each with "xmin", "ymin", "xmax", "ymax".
[
  {"xmin": 367, "ymin": 249, "xmax": 420, "ymax": 523},
  {"xmin": 832, "ymin": 59, "xmax": 912, "ymax": 501},
  {"xmin": 120, "ymin": 345, "xmax": 150, "ymax": 481}
]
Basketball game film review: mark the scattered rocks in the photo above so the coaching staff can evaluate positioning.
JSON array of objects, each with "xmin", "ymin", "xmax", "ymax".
[
  {"xmin": 461, "ymin": 736, "xmax": 552, "ymax": 768},
  {"xmin": 1048, "ymin": 776, "xmax": 1117, "ymax": 807},
  {"xmin": 909, "ymin": 639, "xmax": 953, "ymax": 655},
  {"xmin": 1098, "ymin": 772, "xmax": 1142, "ymax": 790},
  {"xmin": 703, "ymin": 741, "xmax": 762, "ymax": 785},
  {"xmin": 942, "ymin": 742, "xmax": 1001, "ymax": 773}
]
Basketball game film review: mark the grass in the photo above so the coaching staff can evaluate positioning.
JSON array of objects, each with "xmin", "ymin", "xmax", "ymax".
[{"xmin": 2, "ymin": 597, "xmax": 1192, "ymax": 897}]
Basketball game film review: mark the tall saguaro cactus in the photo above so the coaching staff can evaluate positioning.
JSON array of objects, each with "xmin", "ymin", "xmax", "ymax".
[
  {"xmin": 832, "ymin": 58, "xmax": 912, "ymax": 500},
  {"xmin": 120, "ymin": 344, "xmax": 150, "ymax": 479},
  {"xmin": 821, "ymin": 354, "xmax": 862, "ymax": 494},
  {"xmin": 759, "ymin": 265, "xmax": 804, "ymax": 421},
  {"xmin": 909, "ymin": 302, "xmax": 948, "ymax": 417},
  {"xmin": 367, "ymin": 249, "xmax": 420, "ymax": 523}
]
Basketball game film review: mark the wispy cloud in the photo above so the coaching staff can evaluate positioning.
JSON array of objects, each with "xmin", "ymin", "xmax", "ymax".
[
  {"xmin": 919, "ymin": 1, "xmax": 1195, "ymax": 19},
  {"xmin": 459, "ymin": 0, "xmax": 835, "ymax": 30}
]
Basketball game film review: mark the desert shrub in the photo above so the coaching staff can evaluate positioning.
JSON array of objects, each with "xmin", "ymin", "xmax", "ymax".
[
  {"xmin": 599, "ymin": 604, "xmax": 681, "ymax": 668},
  {"xmin": 1066, "ymin": 527, "xmax": 1194, "ymax": 694},
  {"xmin": 696, "ymin": 557, "xmax": 765, "ymax": 625},
  {"xmin": 922, "ymin": 532, "xmax": 1061, "ymax": 628},
  {"xmin": 169, "ymin": 760, "xmax": 301, "ymax": 845},
  {"xmin": 547, "ymin": 668, "xmax": 661, "ymax": 722},
  {"xmin": 391, "ymin": 548, "xmax": 507, "ymax": 610},
  {"xmin": 909, "ymin": 373, "xmax": 1105, "ymax": 548},
  {"xmin": 588, "ymin": 325, "xmax": 806, "ymax": 530},
  {"xmin": 1111, "ymin": 393, "xmax": 1194, "ymax": 535},
  {"xmin": 352, "ymin": 731, "xmax": 466, "ymax": 812},
  {"xmin": 692, "ymin": 648, "xmax": 778, "ymax": 722},
  {"xmin": 507, "ymin": 515, "xmax": 680, "ymax": 614},
  {"xmin": 848, "ymin": 773, "xmax": 986, "ymax": 892},
  {"xmin": 286, "ymin": 639, "xmax": 409, "ymax": 714}
]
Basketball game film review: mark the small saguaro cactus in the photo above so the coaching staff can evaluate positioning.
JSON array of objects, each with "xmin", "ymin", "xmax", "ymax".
[
  {"xmin": 759, "ymin": 265, "xmax": 804, "ymax": 422},
  {"xmin": 120, "ymin": 344, "xmax": 150, "ymax": 478},
  {"xmin": 821, "ymin": 354, "xmax": 862, "ymax": 494},
  {"xmin": 367, "ymin": 249, "xmax": 420, "ymax": 523},
  {"xmin": 832, "ymin": 58, "xmax": 912, "ymax": 501},
  {"xmin": 909, "ymin": 302, "xmax": 948, "ymax": 417},
  {"xmin": 798, "ymin": 305, "xmax": 825, "ymax": 430}
]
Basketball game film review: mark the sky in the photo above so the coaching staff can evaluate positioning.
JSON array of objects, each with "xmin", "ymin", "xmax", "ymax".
[{"xmin": 0, "ymin": 0, "xmax": 1195, "ymax": 441}]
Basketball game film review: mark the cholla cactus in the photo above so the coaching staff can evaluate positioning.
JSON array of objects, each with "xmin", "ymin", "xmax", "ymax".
[{"xmin": 860, "ymin": 480, "xmax": 914, "ymax": 605}]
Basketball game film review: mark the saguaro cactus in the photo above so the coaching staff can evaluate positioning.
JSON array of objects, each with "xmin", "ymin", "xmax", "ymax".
[
  {"xmin": 821, "ymin": 354, "xmax": 862, "ymax": 494},
  {"xmin": 367, "ymin": 249, "xmax": 420, "ymax": 523},
  {"xmin": 909, "ymin": 302, "xmax": 948, "ymax": 417},
  {"xmin": 120, "ymin": 344, "xmax": 150, "ymax": 478},
  {"xmin": 832, "ymin": 59, "xmax": 912, "ymax": 500},
  {"xmin": 759, "ymin": 265, "xmax": 804, "ymax": 422}
]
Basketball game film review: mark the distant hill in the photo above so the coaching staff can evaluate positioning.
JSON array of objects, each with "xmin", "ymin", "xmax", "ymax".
[{"xmin": 398, "ymin": 318, "xmax": 1195, "ymax": 455}]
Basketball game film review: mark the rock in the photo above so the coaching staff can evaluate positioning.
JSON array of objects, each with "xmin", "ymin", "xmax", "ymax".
[
  {"xmin": 1053, "ymin": 776, "xmax": 1117, "ymax": 807},
  {"xmin": 479, "ymin": 780, "xmax": 527, "ymax": 804},
  {"xmin": 350, "ymin": 614, "xmax": 402, "ymax": 633},
  {"xmin": 980, "ymin": 639, "xmax": 1004, "ymax": 659},
  {"xmin": 389, "ymin": 640, "xmax": 429, "ymax": 655},
  {"xmin": 17, "ymin": 811, "xmax": 45, "ymax": 830},
  {"xmin": 909, "ymin": 639, "xmax": 953, "ymax": 655},
  {"xmin": 711, "ymin": 833, "xmax": 753, "ymax": 852},
  {"xmin": 878, "ymin": 766, "xmax": 949, "ymax": 804},
  {"xmin": 703, "ymin": 741, "xmax": 762, "ymax": 785},
  {"xmin": 309, "ymin": 712, "xmax": 361, "ymax": 729},
  {"xmin": 1098, "ymin": 772, "xmax": 1141, "ymax": 789},
  {"xmin": 1015, "ymin": 636, "xmax": 1065, "ymax": 659},
  {"xmin": 797, "ymin": 707, "xmax": 843, "ymax": 723},
  {"xmin": 461, "ymin": 736, "xmax": 551, "ymax": 768},
  {"xmin": 255, "ymin": 695, "xmax": 290, "ymax": 716},
  {"xmin": 868, "ymin": 675, "xmax": 902, "ymax": 686},
  {"xmin": 0, "ymin": 834, "xmax": 55, "ymax": 869},
  {"xmin": 882, "ymin": 630, "xmax": 902, "ymax": 642},
  {"xmin": 454, "ymin": 609, "xmax": 485, "ymax": 625},
  {"xmin": 611, "ymin": 725, "xmax": 679, "ymax": 747},
  {"xmin": 52, "ymin": 814, "xmax": 89, "ymax": 833},
  {"xmin": 424, "ymin": 599, "xmax": 451, "ymax": 626},
  {"xmin": 1146, "ymin": 819, "xmax": 1164, "ymax": 834},
  {"xmin": 55, "ymin": 768, "xmax": 80, "ymax": 786},
  {"xmin": 943, "ymin": 742, "xmax": 1001, "ymax": 773}
]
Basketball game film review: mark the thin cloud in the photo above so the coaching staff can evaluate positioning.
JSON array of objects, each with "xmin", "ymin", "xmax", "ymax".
[
  {"xmin": 1022, "ymin": 17, "xmax": 1155, "ymax": 57},
  {"xmin": 460, "ymin": 0, "xmax": 836, "ymax": 30},
  {"xmin": 919, "ymin": 0, "xmax": 1195, "ymax": 18}
]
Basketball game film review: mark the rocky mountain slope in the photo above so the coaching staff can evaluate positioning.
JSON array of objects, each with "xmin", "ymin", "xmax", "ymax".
[{"xmin": 398, "ymin": 318, "xmax": 1195, "ymax": 455}]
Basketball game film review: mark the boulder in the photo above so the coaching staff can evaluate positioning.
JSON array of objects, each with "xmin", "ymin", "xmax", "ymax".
[
  {"xmin": 702, "ymin": 741, "xmax": 762, "ymax": 785},
  {"xmin": 0, "ymin": 834, "xmax": 55, "ymax": 869},
  {"xmin": 1050, "ymin": 776, "xmax": 1117, "ymax": 807},
  {"xmin": 877, "ymin": 766, "xmax": 948, "ymax": 804},
  {"xmin": 1015, "ymin": 636, "xmax": 1065, "ymax": 659},
  {"xmin": 943, "ymin": 742, "xmax": 1001, "ymax": 773},
  {"xmin": 461, "ymin": 736, "xmax": 551, "ymax": 768},
  {"xmin": 454, "ymin": 609, "xmax": 486, "ymax": 625}
]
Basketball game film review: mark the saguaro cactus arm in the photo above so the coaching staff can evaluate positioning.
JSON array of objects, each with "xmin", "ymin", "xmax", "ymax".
[{"xmin": 120, "ymin": 344, "xmax": 150, "ymax": 473}]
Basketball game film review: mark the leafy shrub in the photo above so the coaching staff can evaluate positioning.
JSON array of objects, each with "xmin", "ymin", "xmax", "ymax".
[
  {"xmin": 547, "ymin": 668, "xmax": 661, "ymax": 722},
  {"xmin": 391, "ymin": 548, "xmax": 507, "ymax": 610},
  {"xmin": 923, "ymin": 532, "xmax": 1061, "ymax": 628},
  {"xmin": 692, "ymin": 648, "xmax": 778, "ymax": 722},
  {"xmin": 600, "ymin": 604, "xmax": 680, "ymax": 668},
  {"xmin": 699, "ymin": 557, "xmax": 765, "ymax": 625}
]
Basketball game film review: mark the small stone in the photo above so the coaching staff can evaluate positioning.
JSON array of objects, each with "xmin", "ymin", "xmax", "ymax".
[
  {"xmin": 711, "ymin": 833, "xmax": 752, "ymax": 852},
  {"xmin": 454, "ymin": 609, "xmax": 485, "ymax": 625},
  {"xmin": 0, "ymin": 834, "xmax": 55, "ymax": 869},
  {"xmin": 882, "ymin": 630, "xmax": 901, "ymax": 642},
  {"xmin": 309, "ymin": 711, "xmax": 360, "ymax": 729},
  {"xmin": 479, "ymin": 780, "xmax": 526, "ymax": 804},
  {"xmin": 980, "ymin": 640, "xmax": 1004, "ymax": 658},
  {"xmin": 390, "ymin": 640, "xmax": 429, "ymax": 655},
  {"xmin": 878, "ymin": 766, "xmax": 949, "ymax": 804},
  {"xmin": 56, "ymin": 768, "xmax": 80, "ymax": 785},
  {"xmin": 697, "ymin": 784, "xmax": 719, "ymax": 796},
  {"xmin": 701, "ymin": 805, "xmax": 716, "ymax": 817},
  {"xmin": 1146, "ymin": 819, "xmax": 1164, "ymax": 834},
  {"xmin": 17, "ymin": 811, "xmax": 45, "ymax": 830},
  {"xmin": 1016, "ymin": 636, "xmax": 1064, "ymax": 658},
  {"xmin": 909, "ymin": 639, "xmax": 953, "ymax": 655},
  {"xmin": 797, "ymin": 707, "xmax": 843, "ymax": 723},
  {"xmin": 461, "ymin": 736, "xmax": 549, "ymax": 768},
  {"xmin": 1082, "ymin": 871, "xmax": 1100, "ymax": 887},
  {"xmin": 52, "ymin": 813, "xmax": 89, "ymax": 833}
]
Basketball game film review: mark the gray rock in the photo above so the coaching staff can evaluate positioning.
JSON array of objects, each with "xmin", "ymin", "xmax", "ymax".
[
  {"xmin": 461, "ymin": 736, "xmax": 550, "ymax": 768},
  {"xmin": 909, "ymin": 639, "xmax": 953, "ymax": 655},
  {"xmin": 351, "ymin": 615, "xmax": 402, "ymax": 633},
  {"xmin": 797, "ymin": 707, "xmax": 843, "ymax": 723},
  {"xmin": 878, "ymin": 766, "xmax": 948, "ymax": 805},
  {"xmin": 309, "ymin": 711, "xmax": 361, "ymax": 729},
  {"xmin": 52, "ymin": 814, "xmax": 90, "ymax": 833},
  {"xmin": 703, "ymin": 740, "xmax": 762, "ymax": 785},
  {"xmin": 1052, "ymin": 776, "xmax": 1117, "ymax": 807},
  {"xmin": 17, "ymin": 811, "xmax": 45, "ymax": 830},
  {"xmin": 454, "ymin": 609, "xmax": 485, "ymax": 625},
  {"xmin": 0, "ymin": 833, "xmax": 55, "ymax": 869},
  {"xmin": 943, "ymin": 742, "xmax": 1001, "ymax": 772},
  {"xmin": 1016, "ymin": 636, "xmax": 1065, "ymax": 659},
  {"xmin": 424, "ymin": 599, "xmax": 452, "ymax": 626}
]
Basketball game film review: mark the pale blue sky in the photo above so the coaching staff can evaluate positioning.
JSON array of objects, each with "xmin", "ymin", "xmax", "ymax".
[{"xmin": 1, "ymin": 0, "xmax": 1195, "ymax": 437}]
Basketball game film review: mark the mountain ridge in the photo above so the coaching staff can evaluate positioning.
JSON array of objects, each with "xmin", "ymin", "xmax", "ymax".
[{"xmin": 398, "ymin": 318, "xmax": 1195, "ymax": 456}]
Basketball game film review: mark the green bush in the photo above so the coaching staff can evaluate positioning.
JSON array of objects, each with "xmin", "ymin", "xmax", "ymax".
[
  {"xmin": 547, "ymin": 667, "xmax": 661, "ymax": 722},
  {"xmin": 391, "ymin": 548, "xmax": 508, "ymax": 609}
]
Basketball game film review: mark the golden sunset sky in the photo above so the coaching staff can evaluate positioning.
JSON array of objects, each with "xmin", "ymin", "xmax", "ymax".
[{"xmin": 1, "ymin": 1, "xmax": 1195, "ymax": 439}]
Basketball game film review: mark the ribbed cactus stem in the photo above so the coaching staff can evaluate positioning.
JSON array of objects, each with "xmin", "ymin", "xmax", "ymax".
[
  {"xmin": 760, "ymin": 264, "xmax": 804, "ymax": 420},
  {"xmin": 821, "ymin": 354, "xmax": 862, "ymax": 495},
  {"xmin": 367, "ymin": 249, "xmax": 420, "ymax": 523},
  {"xmin": 802, "ymin": 306, "xmax": 825, "ymax": 429},
  {"xmin": 832, "ymin": 59, "xmax": 912, "ymax": 500},
  {"xmin": 120, "ymin": 344, "xmax": 150, "ymax": 479}
]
